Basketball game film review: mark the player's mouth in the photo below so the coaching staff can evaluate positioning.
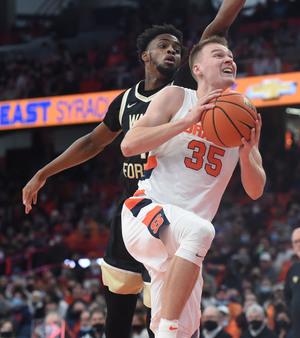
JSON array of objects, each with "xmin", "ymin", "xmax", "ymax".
[
  {"xmin": 222, "ymin": 67, "xmax": 234, "ymax": 75},
  {"xmin": 222, "ymin": 67, "xmax": 233, "ymax": 74},
  {"xmin": 164, "ymin": 55, "xmax": 176, "ymax": 64}
]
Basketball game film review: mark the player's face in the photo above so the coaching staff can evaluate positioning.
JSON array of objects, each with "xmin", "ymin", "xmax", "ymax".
[
  {"xmin": 144, "ymin": 34, "xmax": 182, "ymax": 77},
  {"xmin": 292, "ymin": 229, "xmax": 300, "ymax": 258},
  {"xmin": 196, "ymin": 43, "xmax": 237, "ymax": 90}
]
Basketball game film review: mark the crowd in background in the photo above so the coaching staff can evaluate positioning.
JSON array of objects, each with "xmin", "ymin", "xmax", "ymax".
[
  {"xmin": 0, "ymin": 0, "xmax": 300, "ymax": 101},
  {"xmin": 0, "ymin": 0, "xmax": 300, "ymax": 337}
]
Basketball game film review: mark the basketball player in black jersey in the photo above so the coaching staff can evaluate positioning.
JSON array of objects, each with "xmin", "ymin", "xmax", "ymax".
[{"xmin": 23, "ymin": 1, "xmax": 246, "ymax": 337}]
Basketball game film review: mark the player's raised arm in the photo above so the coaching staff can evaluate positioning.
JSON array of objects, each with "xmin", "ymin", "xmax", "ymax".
[{"xmin": 201, "ymin": 0, "xmax": 246, "ymax": 41}]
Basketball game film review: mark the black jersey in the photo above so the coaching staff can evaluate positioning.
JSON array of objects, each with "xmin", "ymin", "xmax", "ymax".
[
  {"xmin": 103, "ymin": 62, "xmax": 197, "ymax": 198},
  {"xmin": 284, "ymin": 261, "xmax": 300, "ymax": 337}
]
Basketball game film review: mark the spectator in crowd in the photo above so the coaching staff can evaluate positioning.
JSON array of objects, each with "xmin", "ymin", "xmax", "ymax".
[
  {"xmin": 218, "ymin": 305, "xmax": 241, "ymax": 338},
  {"xmin": 0, "ymin": 291, "xmax": 11, "ymax": 319},
  {"xmin": 89, "ymin": 307, "xmax": 106, "ymax": 338},
  {"xmin": 0, "ymin": 318, "xmax": 16, "ymax": 338},
  {"xmin": 274, "ymin": 310, "xmax": 293, "ymax": 338},
  {"xmin": 130, "ymin": 311, "xmax": 148, "ymax": 338},
  {"xmin": 215, "ymin": 285, "xmax": 243, "ymax": 324},
  {"xmin": 235, "ymin": 293, "xmax": 258, "ymax": 334},
  {"xmin": 28, "ymin": 290, "xmax": 45, "ymax": 320},
  {"xmin": 200, "ymin": 305, "xmax": 233, "ymax": 338},
  {"xmin": 241, "ymin": 303, "xmax": 278, "ymax": 338},
  {"xmin": 45, "ymin": 311, "xmax": 73, "ymax": 338},
  {"xmin": 9, "ymin": 289, "xmax": 32, "ymax": 338},
  {"xmin": 65, "ymin": 298, "xmax": 88, "ymax": 333},
  {"xmin": 258, "ymin": 252, "xmax": 279, "ymax": 284},
  {"xmin": 284, "ymin": 227, "xmax": 300, "ymax": 338},
  {"xmin": 77, "ymin": 310, "xmax": 93, "ymax": 338}
]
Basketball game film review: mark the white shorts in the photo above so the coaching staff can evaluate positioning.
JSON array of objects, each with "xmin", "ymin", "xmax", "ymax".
[{"xmin": 121, "ymin": 196, "xmax": 215, "ymax": 337}]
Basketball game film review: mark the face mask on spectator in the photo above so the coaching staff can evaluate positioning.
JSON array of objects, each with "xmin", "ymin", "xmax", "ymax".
[
  {"xmin": 93, "ymin": 323, "xmax": 104, "ymax": 333},
  {"xmin": 204, "ymin": 320, "xmax": 218, "ymax": 331},
  {"xmin": 259, "ymin": 286, "xmax": 271, "ymax": 294},
  {"xmin": 222, "ymin": 320, "xmax": 229, "ymax": 327},
  {"xmin": 275, "ymin": 320, "xmax": 290, "ymax": 331},
  {"xmin": 80, "ymin": 325, "xmax": 92, "ymax": 332},
  {"xmin": 240, "ymin": 235, "xmax": 250, "ymax": 243},
  {"xmin": 132, "ymin": 325, "xmax": 144, "ymax": 333},
  {"xmin": 249, "ymin": 320, "xmax": 263, "ymax": 331},
  {"xmin": 12, "ymin": 297, "xmax": 23, "ymax": 308}
]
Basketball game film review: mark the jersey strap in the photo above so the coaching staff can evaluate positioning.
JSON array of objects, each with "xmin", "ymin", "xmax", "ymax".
[{"xmin": 119, "ymin": 87, "xmax": 131, "ymax": 126}]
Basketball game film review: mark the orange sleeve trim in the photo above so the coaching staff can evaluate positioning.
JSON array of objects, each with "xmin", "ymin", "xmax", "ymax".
[{"xmin": 145, "ymin": 155, "xmax": 157, "ymax": 170}]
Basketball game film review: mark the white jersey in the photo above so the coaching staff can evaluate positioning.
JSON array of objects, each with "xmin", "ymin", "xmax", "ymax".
[{"xmin": 137, "ymin": 87, "xmax": 239, "ymax": 222}]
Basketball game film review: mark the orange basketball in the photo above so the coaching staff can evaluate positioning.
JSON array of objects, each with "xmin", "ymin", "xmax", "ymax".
[{"xmin": 201, "ymin": 90, "xmax": 258, "ymax": 148}]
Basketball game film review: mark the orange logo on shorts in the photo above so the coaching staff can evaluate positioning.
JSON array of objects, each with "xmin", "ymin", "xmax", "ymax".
[{"xmin": 150, "ymin": 214, "xmax": 164, "ymax": 234}]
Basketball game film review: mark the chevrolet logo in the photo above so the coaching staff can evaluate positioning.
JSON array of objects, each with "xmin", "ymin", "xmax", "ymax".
[{"xmin": 246, "ymin": 79, "xmax": 297, "ymax": 100}]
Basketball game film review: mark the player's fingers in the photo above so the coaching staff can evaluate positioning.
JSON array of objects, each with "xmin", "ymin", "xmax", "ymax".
[{"xmin": 25, "ymin": 205, "xmax": 32, "ymax": 214}]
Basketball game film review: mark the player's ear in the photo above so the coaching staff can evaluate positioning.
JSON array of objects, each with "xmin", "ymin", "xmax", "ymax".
[
  {"xmin": 142, "ymin": 51, "xmax": 149, "ymax": 63},
  {"xmin": 193, "ymin": 64, "xmax": 203, "ymax": 77}
]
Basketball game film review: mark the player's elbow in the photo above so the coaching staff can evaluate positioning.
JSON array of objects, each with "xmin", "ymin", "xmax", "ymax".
[
  {"xmin": 249, "ymin": 190, "xmax": 263, "ymax": 200},
  {"xmin": 121, "ymin": 139, "xmax": 135, "ymax": 157},
  {"xmin": 247, "ymin": 183, "xmax": 265, "ymax": 200}
]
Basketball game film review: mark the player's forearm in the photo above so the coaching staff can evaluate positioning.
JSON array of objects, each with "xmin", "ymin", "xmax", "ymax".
[
  {"xmin": 240, "ymin": 147, "xmax": 266, "ymax": 199},
  {"xmin": 37, "ymin": 134, "xmax": 103, "ymax": 180},
  {"xmin": 121, "ymin": 119, "xmax": 188, "ymax": 157},
  {"xmin": 201, "ymin": 0, "xmax": 246, "ymax": 40}
]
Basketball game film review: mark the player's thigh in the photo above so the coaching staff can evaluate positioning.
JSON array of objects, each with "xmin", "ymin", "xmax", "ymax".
[{"xmin": 122, "ymin": 201, "xmax": 169, "ymax": 273}]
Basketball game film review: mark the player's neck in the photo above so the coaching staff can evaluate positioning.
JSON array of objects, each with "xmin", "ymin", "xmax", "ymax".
[
  {"xmin": 196, "ymin": 83, "xmax": 229, "ymax": 98},
  {"xmin": 144, "ymin": 72, "xmax": 171, "ymax": 91}
]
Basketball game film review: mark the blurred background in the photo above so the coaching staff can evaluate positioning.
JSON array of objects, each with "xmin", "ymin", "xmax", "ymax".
[{"xmin": 0, "ymin": 0, "xmax": 300, "ymax": 337}]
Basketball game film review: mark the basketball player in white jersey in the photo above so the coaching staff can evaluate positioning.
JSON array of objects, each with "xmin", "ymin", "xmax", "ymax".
[{"xmin": 121, "ymin": 35, "xmax": 266, "ymax": 338}]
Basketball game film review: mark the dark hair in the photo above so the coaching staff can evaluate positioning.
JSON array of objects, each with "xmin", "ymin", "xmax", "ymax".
[
  {"xmin": 136, "ymin": 23, "xmax": 187, "ymax": 66},
  {"xmin": 189, "ymin": 35, "xmax": 228, "ymax": 74},
  {"xmin": 90, "ymin": 306, "xmax": 106, "ymax": 319}
]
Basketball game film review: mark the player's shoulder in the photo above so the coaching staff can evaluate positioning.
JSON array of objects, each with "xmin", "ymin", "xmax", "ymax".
[
  {"xmin": 161, "ymin": 84, "xmax": 185, "ymax": 95},
  {"xmin": 156, "ymin": 85, "xmax": 186, "ymax": 105}
]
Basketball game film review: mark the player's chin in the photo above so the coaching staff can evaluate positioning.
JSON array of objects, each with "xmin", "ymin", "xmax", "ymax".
[
  {"xmin": 158, "ymin": 64, "xmax": 178, "ymax": 77},
  {"xmin": 221, "ymin": 78, "xmax": 235, "ymax": 89}
]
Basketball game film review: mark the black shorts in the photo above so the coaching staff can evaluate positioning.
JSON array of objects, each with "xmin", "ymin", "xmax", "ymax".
[{"xmin": 102, "ymin": 196, "xmax": 151, "ymax": 305}]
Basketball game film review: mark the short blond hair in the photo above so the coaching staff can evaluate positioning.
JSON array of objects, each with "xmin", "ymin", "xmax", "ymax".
[{"xmin": 189, "ymin": 35, "xmax": 228, "ymax": 79}]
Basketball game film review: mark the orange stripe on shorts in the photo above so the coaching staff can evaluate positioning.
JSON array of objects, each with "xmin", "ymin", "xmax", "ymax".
[
  {"xmin": 124, "ymin": 198, "xmax": 144, "ymax": 211},
  {"xmin": 142, "ymin": 205, "xmax": 163, "ymax": 227},
  {"xmin": 133, "ymin": 189, "xmax": 145, "ymax": 197}
]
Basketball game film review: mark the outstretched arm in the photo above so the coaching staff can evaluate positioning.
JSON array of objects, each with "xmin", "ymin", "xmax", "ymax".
[
  {"xmin": 239, "ymin": 114, "xmax": 266, "ymax": 200},
  {"xmin": 22, "ymin": 122, "xmax": 121, "ymax": 214},
  {"xmin": 201, "ymin": 0, "xmax": 246, "ymax": 40}
]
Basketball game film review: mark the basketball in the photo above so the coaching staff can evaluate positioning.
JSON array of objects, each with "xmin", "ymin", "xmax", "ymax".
[{"xmin": 201, "ymin": 90, "xmax": 258, "ymax": 148}]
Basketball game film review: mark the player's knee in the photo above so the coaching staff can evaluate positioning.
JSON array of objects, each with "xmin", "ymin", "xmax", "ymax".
[
  {"xmin": 176, "ymin": 219, "xmax": 215, "ymax": 265},
  {"xmin": 194, "ymin": 220, "xmax": 215, "ymax": 247}
]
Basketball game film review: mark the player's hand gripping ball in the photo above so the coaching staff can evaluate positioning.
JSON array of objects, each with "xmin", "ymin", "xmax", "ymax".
[{"xmin": 201, "ymin": 90, "xmax": 258, "ymax": 147}]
